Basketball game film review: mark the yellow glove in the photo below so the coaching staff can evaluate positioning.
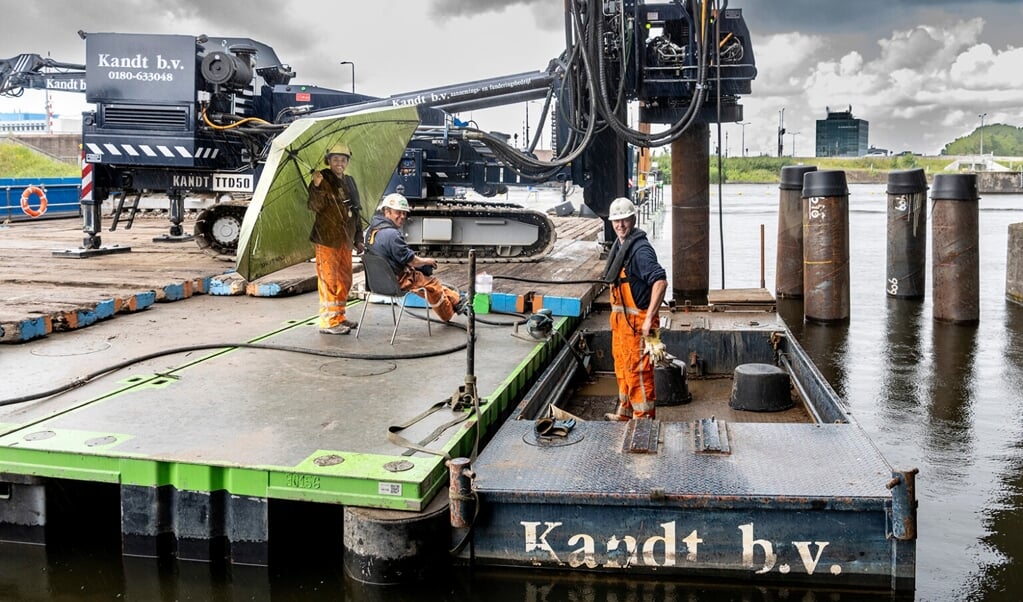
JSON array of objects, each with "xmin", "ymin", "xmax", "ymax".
[{"xmin": 642, "ymin": 330, "xmax": 668, "ymax": 366}]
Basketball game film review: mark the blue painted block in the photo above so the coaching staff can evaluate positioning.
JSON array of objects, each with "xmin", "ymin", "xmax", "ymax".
[
  {"xmin": 18, "ymin": 317, "xmax": 48, "ymax": 341},
  {"xmin": 95, "ymin": 299, "xmax": 116, "ymax": 320},
  {"xmin": 403, "ymin": 293, "xmax": 427, "ymax": 308},
  {"xmin": 137, "ymin": 291, "xmax": 156, "ymax": 309},
  {"xmin": 545, "ymin": 296, "xmax": 583, "ymax": 318},
  {"xmin": 163, "ymin": 283, "xmax": 186, "ymax": 301},
  {"xmin": 543, "ymin": 296, "xmax": 561, "ymax": 316},
  {"xmin": 255, "ymin": 283, "xmax": 283, "ymax": 297},
  {"xmin": 490, "ymin": 293, "xmax": 518, "ymax": 314},
  {"xmin": 209, "ymin": 280, "xmax": 233, "ymax": 295},
  {"xmin": 76, "ymin": 309, "xmax": 98, "ymax": 328}
]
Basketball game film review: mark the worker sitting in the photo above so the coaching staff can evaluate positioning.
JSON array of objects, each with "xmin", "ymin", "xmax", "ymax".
[{"xmin": 364, "ymin": 193, "xmax": 466, "ymax": 321}]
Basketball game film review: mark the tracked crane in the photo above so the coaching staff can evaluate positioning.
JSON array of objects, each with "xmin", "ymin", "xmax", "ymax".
[{"xmin": 1, "ymin": 1, "xmax": 756, "ymax": 263}]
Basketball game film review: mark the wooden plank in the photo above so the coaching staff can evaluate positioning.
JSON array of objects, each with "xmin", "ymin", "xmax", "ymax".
[
  {"xmin": 0, "ymin": 214, "xmax": 608, "ymax": 341},
  {"xmin": 0, "ymin": 217, "xmax": 232, "ymax": 342},
  {"xmin": 708, "ymin": 288, "xmax": 776, "ymax": 305}
]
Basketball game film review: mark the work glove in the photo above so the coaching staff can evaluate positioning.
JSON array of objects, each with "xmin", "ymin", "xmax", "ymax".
[
  {"xmin": 642, "ymin": 329, "xmax": 670, "ymax": 366},
  {"xmin": 534, "ymin": 417, "xmax": 576, "ymax": 438}
]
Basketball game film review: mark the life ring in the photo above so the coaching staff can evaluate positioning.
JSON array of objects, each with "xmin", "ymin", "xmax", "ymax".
[{"xmin": 20, "ymin": 186, "xmax": 47, "ymax": 218}]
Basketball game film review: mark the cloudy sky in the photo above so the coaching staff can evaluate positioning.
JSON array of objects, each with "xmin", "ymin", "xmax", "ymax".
[{"xmin": 2, "ymin": 0, "xmax": 1020, "ymax": 156}]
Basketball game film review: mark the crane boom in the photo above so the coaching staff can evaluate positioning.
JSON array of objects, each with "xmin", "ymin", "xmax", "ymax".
[{"xmin": 0, "ymin": 54, "xmax": 87, "ymax": 97}]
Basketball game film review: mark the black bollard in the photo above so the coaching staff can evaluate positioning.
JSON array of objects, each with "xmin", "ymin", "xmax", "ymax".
[
  {"xmin": 802, "ymin": 170, "xmax": 850, "ymax": 322},
  {"xmin": 931, "ymin": 173, "xmax": 980, "ymax": 324},
  {"xmin": 775, "ymin": 165, "xmax": 817, "ymax": 298},
  {"xmin": 885, "ymin": 168, "xmax": 929, "ymax": 299}
]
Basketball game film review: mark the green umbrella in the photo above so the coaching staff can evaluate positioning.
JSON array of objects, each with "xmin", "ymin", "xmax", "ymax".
[{"xmin": 235, "ymin": 105, "xmax": 420, "ymax": 281}]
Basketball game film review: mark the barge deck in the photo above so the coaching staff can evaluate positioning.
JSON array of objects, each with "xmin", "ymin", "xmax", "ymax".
[
  {"xmin": 467, "ymin": 304, "xmax": 916, "ymax": 592},
  {"xmin": 0, "ymin": 212, "xmax": 915, "ymax": 592}
]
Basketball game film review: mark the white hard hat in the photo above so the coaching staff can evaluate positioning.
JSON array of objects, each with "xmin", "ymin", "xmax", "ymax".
[
  {"xmin": 608, "ymin": 197, "xmax": 636, "ymax": 220},
  {"xmin": 379, "ymin": 192, "xmax": 411, "ymax": 213},
  {"xmin": 324, "ymin": 143, "xmax": 352, "ymax": 163}
]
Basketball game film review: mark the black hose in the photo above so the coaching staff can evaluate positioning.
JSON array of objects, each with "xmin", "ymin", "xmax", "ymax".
[
  {"xmin": 1, "ymin": 335, "xmax": 471, "ymax": 407},
  {"xmin": 494, "ymin": 274, "xmax": 608, "ymax": 286}
]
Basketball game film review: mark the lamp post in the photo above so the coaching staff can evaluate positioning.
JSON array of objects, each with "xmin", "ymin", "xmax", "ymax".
[
  {"xmin": 978, "ymin": 112, "xmax": 987, "ymax": 156},
  {"xmin": 737, "ymin": 121, "xmax": 750, "ymax": 157},
  {"xmin": 777, "ymin": 108, "xmax": 786, "ymax": 157},
  {"xmin": 340, "ymin": 61, "xmax": 355, "ymax": 94}
]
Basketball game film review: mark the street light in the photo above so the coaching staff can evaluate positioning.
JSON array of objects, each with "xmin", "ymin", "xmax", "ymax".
[
  {"xmin": 978, "ymin": 112, "xmax": 987, "ymax": 156},
  {"xmin": 340, "ymin": 61, "xmax": 355, "ymax": 94},
  {"xmin": 737, "ymin": 121, "xmax": 750, "ymax": 157},
  {"xmin": 777, "ymin": 108, "xmax": 786, "ymax": 157}
]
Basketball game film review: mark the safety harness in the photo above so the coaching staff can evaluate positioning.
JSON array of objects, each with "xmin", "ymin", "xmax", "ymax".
[{"xmin": 602, "ymin": 229, "xmax": 649, "ymax": 333}]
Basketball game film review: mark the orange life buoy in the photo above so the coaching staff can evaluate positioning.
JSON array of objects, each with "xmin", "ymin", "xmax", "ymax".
[{"xmin": 20, "ymin": 186, "xmax": 47, "ymax": 218}]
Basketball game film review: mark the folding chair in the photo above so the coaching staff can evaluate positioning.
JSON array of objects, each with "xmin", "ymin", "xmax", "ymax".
[{"xmin": 356, "ymin": 253, "xmax": 432, "ymax": 345}]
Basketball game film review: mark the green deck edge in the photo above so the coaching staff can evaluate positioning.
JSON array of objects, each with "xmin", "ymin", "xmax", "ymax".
[{"xmin": 0, "ymin": 315, "xmax": 576, "ymax": 511}]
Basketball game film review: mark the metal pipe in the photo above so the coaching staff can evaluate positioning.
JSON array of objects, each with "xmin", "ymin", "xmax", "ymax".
[
  {"xmin": 775, "ymin": 165, "xmax": 816, "ymax": 298},
  {"xmin": 466, "ymin": 249, "xmax": 477, "ymax": 380},
  {"xmin": 887, "ymin": 467, "xmax": 919, "ymax": 540},
  {"xmin": 885, "ymin": 168, "xmax": 928, "ymax": 299},
  {"xmin": 759, "ymin": 223, "xmax": 765, "ymax": 289},
  {"xmin": 447, "ymin": 457, "xmax": 474, "ymax": 529},
  {"xmin": 671, "ymin": 123, "xmax": 709, "ymax": 304},
  {"xmin": 931, "ymin": 174, "xmax": 980, "ymax": 323},
  {"xmin": 802, "ymin": 170, "xmax": 850, "ymax": 322},
  {"xmin": 778, "ymin": 353, "xmax": 825, "ymax": 425}
]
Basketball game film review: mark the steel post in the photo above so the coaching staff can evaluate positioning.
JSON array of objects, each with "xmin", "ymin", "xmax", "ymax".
[
  {"xmin": 671, "ymin": 123, "xmax": 709, "ymax": 304},
  {"xmin": 775, "ymin": 165, "xmax": 817, "ymax": 298},
  {"xmin": 802, "ymin": 170, "xmax": 850, "ymax": 322},
  {"xmin": 447, "ymin": 457, "xmax": 474, "ymax": 529},
  {"xmin": 931, "ymin": 174, "xmax": 980, "ymax": 323},
  {"xmin": 885, "ymin": 168, "xmax": 928, "ymax": 299}
]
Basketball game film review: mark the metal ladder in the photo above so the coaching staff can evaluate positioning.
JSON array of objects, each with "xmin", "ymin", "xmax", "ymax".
[{"xmin": 109, "ymin": 190, "xmax": 142, "ymax": 231}]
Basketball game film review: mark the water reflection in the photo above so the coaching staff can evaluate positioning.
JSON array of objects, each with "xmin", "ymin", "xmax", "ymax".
[
  {"xmin": 798, "ymin": 318, "xmax": 851, "ymax": 399},
  {"xmin": 776, "ymin": 297, "xmax": 805, "ymax": 339},
  {"xmin": 926, "ymin": 320, "xmax": 978, "ymax": 466},
  {"xmin": 972, "ymin": 303, "xmax": 1023, "ymax": 598},
  {"xmin": 880, "ymin": 298, "xmax": 928, "ymax": 415},
  {"xmin": 451, "ymin": 569, "xmax": 913, "ymax": 602}
]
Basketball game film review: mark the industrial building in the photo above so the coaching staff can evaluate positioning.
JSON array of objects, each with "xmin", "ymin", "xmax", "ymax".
[{"xmin": 815, "ymin": 105, "xmax": 869, "ymax": 157}]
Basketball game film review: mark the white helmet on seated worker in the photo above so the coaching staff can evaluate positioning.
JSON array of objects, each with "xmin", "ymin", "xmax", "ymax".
[
  {"xmin": 608, "ymin": 197, "xmax": 636, "ymax": 220},
  {"xmin": 379, "ymin": 192, "xmax": 411, "ymax": 213},
  {"xmin": 324, "ymin": 143, "xmax": 352, "ymax": 163}
]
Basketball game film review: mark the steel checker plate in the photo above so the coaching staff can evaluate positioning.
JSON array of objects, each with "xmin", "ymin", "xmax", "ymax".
[{"xmin": 474, "ymin": 421, "xmax": 893, "ymax": 504}]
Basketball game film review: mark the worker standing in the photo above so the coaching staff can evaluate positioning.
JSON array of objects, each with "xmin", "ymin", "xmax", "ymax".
[
  {"xmin": 365, "ymin": 193, "xmax": 465, "ymax": 321},
  {"xmin": 600, "ymin": 197, "xmax": 667, "ymax": 420},
  {"xmin": 308, "ymin": 143, "xmax": 364, "ymax": 335}
]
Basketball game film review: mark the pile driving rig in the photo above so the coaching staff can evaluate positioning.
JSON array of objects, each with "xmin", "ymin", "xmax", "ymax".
[{"xmin": 1, "ymin": 1, "xmax": 755, "ymax": 262}]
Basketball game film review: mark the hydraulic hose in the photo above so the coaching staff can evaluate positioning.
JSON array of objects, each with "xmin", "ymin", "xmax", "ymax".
[{"xmin": 1, "ymin": 335, "xmax": 471, "ymax": 407}]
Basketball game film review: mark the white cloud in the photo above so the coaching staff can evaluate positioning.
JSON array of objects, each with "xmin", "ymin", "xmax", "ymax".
[
  {"xmin": 740, "ymin": 16, "xmax": 1023, "ymax": 156},
  {"xmin": 3, "ymin": 2, "xmax": 1022, "ymax": 158}
]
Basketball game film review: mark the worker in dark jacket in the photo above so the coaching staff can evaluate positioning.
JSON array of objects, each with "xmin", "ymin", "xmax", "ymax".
[
  {"xmin": 600, "ymin": 197, "xmax": 667, "ymax": 420},
  {"xmin": 365, "ymin": 193, "xmax": 464, "ymax": 322},
  {"xmin": 308, "ymin": 143, "xmax": 364, "ymax": 335}
]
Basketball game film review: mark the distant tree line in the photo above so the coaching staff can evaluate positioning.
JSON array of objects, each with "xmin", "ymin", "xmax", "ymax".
[{"xmin": 942, "ymin": 124, "xmax": 1023, "ymax": 156}]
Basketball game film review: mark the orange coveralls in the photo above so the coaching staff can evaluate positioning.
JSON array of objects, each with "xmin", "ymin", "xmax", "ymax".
[
  {"xmin": 609, "ymin": 266, "xmax": 657, "ymax": 419},
  {"xmin": 365, "ymin": 215, "xmax": 461, "ymax": 322},
  {"xmin": 314, "ymin": 245, "xmax": 354, "ymax": 329},
  {"xmin": 309, "ymin": 171, "xmax": 362, "ymax": 329},
  {"xmin": 397, "ymin": 268, "xmax": 461, "ymax": 322}
]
